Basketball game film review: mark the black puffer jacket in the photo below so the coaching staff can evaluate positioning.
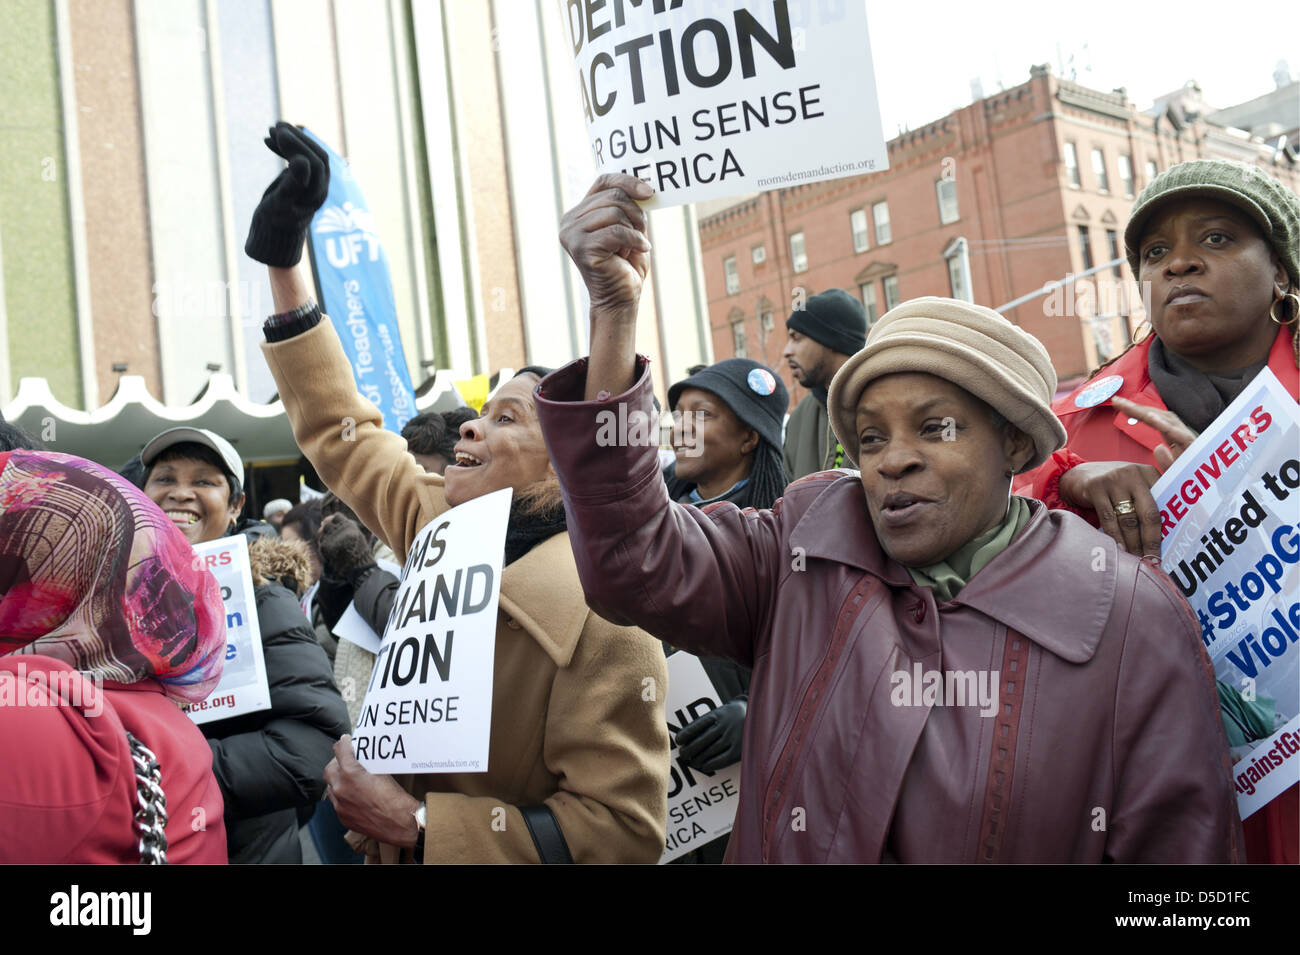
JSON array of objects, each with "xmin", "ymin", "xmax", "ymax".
[{"xmin": 202, "ymin": 583, "xmax": 350, "ymax": 864}]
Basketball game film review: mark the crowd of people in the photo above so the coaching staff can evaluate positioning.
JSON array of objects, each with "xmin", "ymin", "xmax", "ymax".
[{"xmin": 0, "ymin": 119, "xmax": 1296, "ymax": 864}]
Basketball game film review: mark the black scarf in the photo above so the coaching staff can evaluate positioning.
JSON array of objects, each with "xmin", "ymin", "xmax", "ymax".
[
  {"xmin": 811, "ymin": 385, "xmax": 829, "ymax": 407},
  {"xmin": 504, "ymin": 497, "xmax": 568, "ymax": 566},
  {"xmin": 1148, "ymin": 338, "xmax": 1267, "ymax": 433}
]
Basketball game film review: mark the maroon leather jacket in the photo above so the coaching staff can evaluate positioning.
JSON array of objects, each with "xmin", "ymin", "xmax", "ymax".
[{"xmin": 536, "ymin": 357, "xmax": 1243, "ymax": 863}]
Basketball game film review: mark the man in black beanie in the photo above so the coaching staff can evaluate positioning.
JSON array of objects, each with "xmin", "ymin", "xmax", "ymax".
[{"xmin": 780, "ymin": 288, "xmax": 867, "ymax": 481}]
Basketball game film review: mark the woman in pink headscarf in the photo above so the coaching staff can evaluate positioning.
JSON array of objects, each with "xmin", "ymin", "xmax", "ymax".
[{"xmin": 0, "ymin": 449, "xmax": 229, "ymax": 863}]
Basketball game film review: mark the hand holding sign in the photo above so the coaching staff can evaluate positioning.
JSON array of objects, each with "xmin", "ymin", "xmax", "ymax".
[
  {"xmin": 324, "ymin": 735, "xmax": 422, "ymax": 849},
  {"xmin": 560, "ymin": 173, "xmax": 654, "ymax": 321},
  {"xmin": 562, "ymin": 175, "xmax": 654, "ymax": 401},
  {"xmin": 1059, "ymin": 459, "xmax": 1165, "ymax": 560},
  {"xmin": 676, "ymin": 699, "xmax": 746, "ymax": 772}
]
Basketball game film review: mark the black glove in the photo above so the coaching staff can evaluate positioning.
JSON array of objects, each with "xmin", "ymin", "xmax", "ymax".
[
  {"xmin": 245, "ymin": 121, "xmax": 330, "ymax": 267},
  {"xmin": 675, "ymin": 700, "xmax": 746, "ymax": 772},
  {"xmin": 319, "ymin": 514, "xmax": 374, "ymax": 578}
]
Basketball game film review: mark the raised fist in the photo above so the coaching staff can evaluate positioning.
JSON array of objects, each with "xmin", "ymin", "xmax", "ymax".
[
  {"xmin": 245, "ymin": 122, "xmax": 331, "ymax": 268},
  {"xmin": 559, "ymin": 174, "xmax": 654, "ymax": 319}
]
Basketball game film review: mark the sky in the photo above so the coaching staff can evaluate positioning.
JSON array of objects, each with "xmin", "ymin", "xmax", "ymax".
[{"xmin": 863, "ymin": 0, "xmax": 1298, "ymax": 136}]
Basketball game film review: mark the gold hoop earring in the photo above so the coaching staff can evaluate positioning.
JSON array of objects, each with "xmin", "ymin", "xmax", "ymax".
[
  {"xmin": 1269, "ymin": 291, "xmax": 1300, "ymax": 327},
  {"xmin": 1130, "ymin": 319, "xmax": 1152, "ymax": 345}
]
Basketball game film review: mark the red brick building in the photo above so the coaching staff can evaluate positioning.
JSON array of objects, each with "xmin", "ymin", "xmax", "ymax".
[{"xmin": 699, "ymin": 66, "xmax": 1300, "ymax": 405}]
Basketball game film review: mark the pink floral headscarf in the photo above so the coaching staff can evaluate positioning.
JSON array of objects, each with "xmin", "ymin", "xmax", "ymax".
[{"xmin": 0, "ymin": 450, "xmax": 225, "ymax": 703}]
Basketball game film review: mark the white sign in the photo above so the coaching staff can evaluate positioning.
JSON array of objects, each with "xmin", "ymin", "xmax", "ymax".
[
  {"xmin": 334, "ymin": 558, "xmax": 404, "ymax": 654},
  {"xmin": 660, "ymin": 652, "xmax": 743, "ymax": 863},
  {"xmin": 350, "ymin": 488, "xmax": 512, "ymax": 773},
  {"xmin": 334, "ymin": 602, "xmax": 381, "ymax": 654},
  {"xmin": 1151, "ymin": 368, "xmax": 1300, "ymax": 819},
  {"xmin": 564, "ymin": 0, "xmax": 888, "ymax": 207},
  {"xmin": 184, "ymin": 535, "xmax": 272, "ymax": 725}
]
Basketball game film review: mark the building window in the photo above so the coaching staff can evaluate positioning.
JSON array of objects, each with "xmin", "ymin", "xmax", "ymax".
[
  {"xmin": 751, "ymin": 244, "xmax": 766, "ymax": 264},
  {"xmin": 1106, "ymin": 229, "xmax": 1122, "ymax": 278},
  {"xmin": 1145, "ymin": 159, "xmax": 1158, "ymax": 184},
  {"xmin": 936, "ymin": 179, "xmax": 959, "ymax": 224},
  {"xmin": 1118, "ymin": 154, "xmax": 1135, "ymax": 198},
  {"xmin": 1078, "ymin": 225, "xmax": 1094, "ymax": 272},
  {"xmin": 789, "ymin": 231, "xmax": 807, "ymax": 273},
  {"xmin": 1091, "ymin": 148, "xmax": 1109, "ymax": 193},
  {"xmin": 944, "ymin": 238, "xmax": 972, "ymax": 303},
  {"xmin": 883, "ymin": 275, "xmax": 900, "ymax": 310},
  {"xmin": 724, "ymin": 256, "xmax": 739, "ymax": 295},
  {"xmin": 731, "ymin": 319, "xmax": 747, "ymax": 358},
  {"xmin": 850, "ymin": 209, "xmax": 870, "ymax": 253},
  {"xmin": 1064, "ymin": 141, "xmax": 1081, "ymax": 187},
  {"xmin": 859, "ymin": 282, "xmax": 878, "ymax": 325},
  {"xmin": 759, "ymin": 301, "xmax": 774, "ymax": 336},
  {"xmin": 1092, "ymin": 316, "xmax": 1115, "ymax": 364},
  {"xmin": 872, "ymin": 201, "xmax": 891, "ymax": 245}
]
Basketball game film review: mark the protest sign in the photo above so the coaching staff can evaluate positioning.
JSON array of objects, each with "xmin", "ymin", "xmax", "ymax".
[
  {"xmin": 563, "ymin": 0, "xmax": 888, "ymax": 207},
  {"xmin": 1151, "ymin": 368, "xmax": 1300, "ymax": 819},
  {"xmin": 660, "ymin": 652, "xmax": 743, "ymax": 863},
  {"xmin": 184, "ymin": 535, "xmax": 272, "ymax": 725},
  {"xmin": 332, "ymin": 557, "xmax": 405, "ymax": 655},
  {"xmin": 351, "ymin": 488, "xmax": 512, "ymax": 774}
]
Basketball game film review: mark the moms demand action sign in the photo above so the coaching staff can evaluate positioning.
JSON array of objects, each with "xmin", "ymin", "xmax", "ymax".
[
  {"xmin": 660, "ymin": 652, "xmax": 743, "ymax": 863},
  {"xmin": 564, "ymin": 0, "xmax": 888, "ymax": 206},
  {"xmin": 1152, "ymin": 369, "xmax": 1300, "ymax": 819},
  {"xmin": 350, "ymin": 488, "xmax": 511, "ymax": 774}
]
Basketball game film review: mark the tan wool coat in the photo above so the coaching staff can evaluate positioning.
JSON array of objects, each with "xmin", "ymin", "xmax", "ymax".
[{"xmin": 262, "ymin": 322, "xmax": 670, "ymax": 863}]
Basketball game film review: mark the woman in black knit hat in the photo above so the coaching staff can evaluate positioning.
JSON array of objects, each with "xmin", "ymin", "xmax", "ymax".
[
  {"xmin": 663, "ymin": 357, "xmax": 789, "ymax": 511},
  {"xmin": 661, "ymin": 357, "xmax": 788, "ymax": 864}
]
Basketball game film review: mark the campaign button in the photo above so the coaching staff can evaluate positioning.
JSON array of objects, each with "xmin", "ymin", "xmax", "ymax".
[
  {"xmin": 1074, "ymin": 374, "xmax": 1124, "ymax": 409},
  {"xmin": 748, "ymin": 368, "xmax": 777, "ymax": 396}
]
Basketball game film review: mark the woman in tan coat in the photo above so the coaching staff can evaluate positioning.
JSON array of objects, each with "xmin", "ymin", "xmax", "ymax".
[{"xmin": 244, "ymin": 124, "xmax": 669, "ymax": 864}]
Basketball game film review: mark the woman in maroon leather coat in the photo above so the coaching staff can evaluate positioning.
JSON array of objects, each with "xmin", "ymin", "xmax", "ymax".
[{"xmin": 533, "ymin": 174, "xmax": 1243, "ymax": 863}]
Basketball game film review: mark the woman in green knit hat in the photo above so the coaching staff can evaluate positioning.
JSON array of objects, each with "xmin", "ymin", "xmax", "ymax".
[{"xmin": 1016, "ymin": 158, "xmax": 1300, "ymax": 864}]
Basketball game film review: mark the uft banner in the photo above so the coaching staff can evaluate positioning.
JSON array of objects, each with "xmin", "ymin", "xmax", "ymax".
[
  {"xmin": 303, "ymin": 128, "xmax": 417, "ymax": 433},
  {"xmin": 564, "ymin": 0, "xmax": 888, "ymax": 207},
  {"xmin": 351, "ymin": 488, "xmax": 512, "ymax": 773},
  {"xmin": 1151, "ymin": 368, "xmax": 1300, "ymax": 819}
]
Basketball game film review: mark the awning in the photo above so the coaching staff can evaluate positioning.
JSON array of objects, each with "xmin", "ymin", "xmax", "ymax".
[{"xmin": 3, "ymin": 370, "xmax": 473, "ymax": 469}]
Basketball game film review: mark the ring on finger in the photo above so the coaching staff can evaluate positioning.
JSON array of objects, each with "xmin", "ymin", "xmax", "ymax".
[{"xmin": 1113, "ymin": 499, "xmax": 1137, "ymax": 517}]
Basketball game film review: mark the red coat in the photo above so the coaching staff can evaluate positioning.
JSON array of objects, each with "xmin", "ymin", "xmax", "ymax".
[
  {"xmin": 0, "ymin": 656, "xmax": 227, "ymax": 864},
  {"xmin": 1016, "ymin": 326, "xmax": 1300, "ymax": 864}
]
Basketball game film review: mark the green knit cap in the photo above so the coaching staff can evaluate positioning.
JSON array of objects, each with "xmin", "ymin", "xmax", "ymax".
[{"xmin": 1124, "ymin": 159, "xmax": 1300, "ymax": 288}]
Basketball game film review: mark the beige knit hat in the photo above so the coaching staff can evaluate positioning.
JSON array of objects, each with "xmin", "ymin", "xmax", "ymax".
[{"xmin": 827, "ymin": 297, "xmax": 1067, "ymax": 472}]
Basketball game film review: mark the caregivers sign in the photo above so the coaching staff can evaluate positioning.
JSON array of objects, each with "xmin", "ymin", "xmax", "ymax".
[
  {"xmin": 564, "ymin": 0, "xmax": 887, "ymax": 206},
  {"xmin": 351, "ymin": 489, "xmax": 511, "ymax": 774},
  {"xmin": 1152, "ymin": 368, "xmax": 1300, "ymax": 819}
]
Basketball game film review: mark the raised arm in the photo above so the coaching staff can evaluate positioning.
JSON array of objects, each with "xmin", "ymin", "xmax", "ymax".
[
  {"xmin": 244, "ymin": 121, "xmax": 444, "ymax": 560},
  {"xmin": 535, "ymin": 175, "xmax": 789, "ymax": 666}
]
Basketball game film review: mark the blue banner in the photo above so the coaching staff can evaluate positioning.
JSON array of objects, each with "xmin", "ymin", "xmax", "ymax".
[{"xmin": 303, "ymin": 128, "xmax": 417, "ymax": 433}]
